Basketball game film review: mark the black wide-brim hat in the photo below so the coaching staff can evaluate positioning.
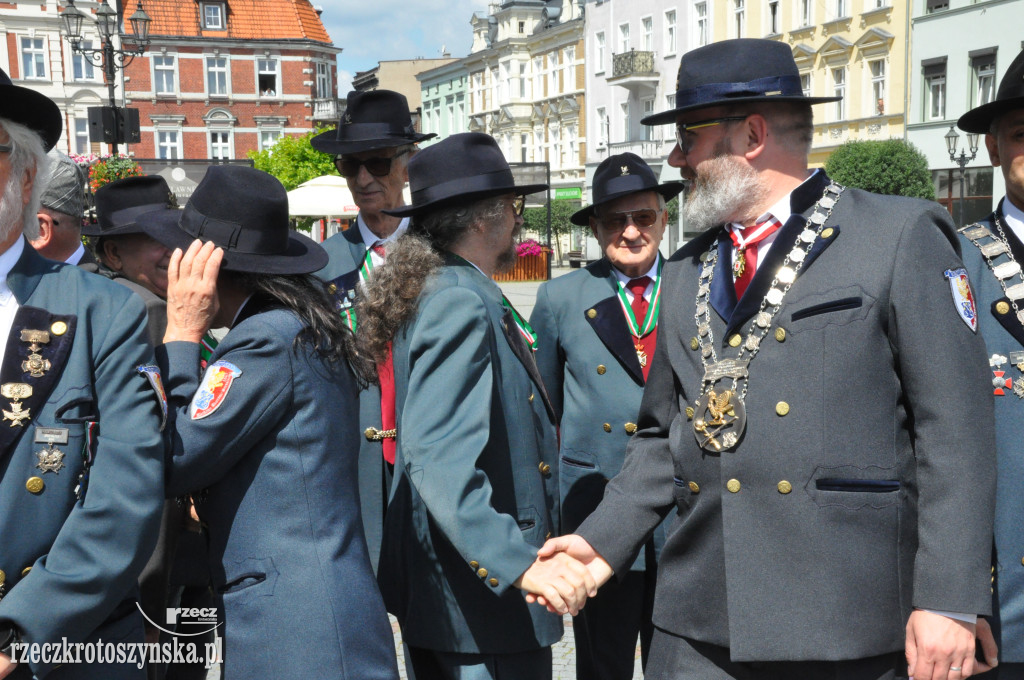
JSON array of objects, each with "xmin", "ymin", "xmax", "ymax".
[
  {"xmin": 959, "ymin": 48, "xmax": 1024, "ymax": 133},
  {"xmin": 572, "ymin": 153, "xmax": 684, "ymax": 226},
  {"xmin": 642, "ymin": 38, "xmax": 841, "ymax": 126},
  {"xmin": 310, "ymin": 89, "xmax": 436, "ymax": 155},
  {"xmin": 383, "ymin": 132, "xmax": 548, "ymax": 218},
  {"xmin": 84, "ymin": 175, "xmax": 177, "ymax": 237},
  {"xmin": 0, "ymin": 68, "xmax": 62, "ymax": 151},
  {"xmin": 138, "ymin": 166, "xmax": 327, "ymax": 275}
]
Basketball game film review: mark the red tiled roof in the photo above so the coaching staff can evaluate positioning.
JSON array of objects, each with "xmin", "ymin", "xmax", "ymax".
[{"xmin": 139, "ymin": 0, "xmax": 332, "ymax": 43}]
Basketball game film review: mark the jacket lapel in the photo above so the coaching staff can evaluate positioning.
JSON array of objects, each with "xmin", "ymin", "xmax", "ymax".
[
  {"xmin": 499, "ymin": 308, "xmax": 557, "ymax": 422},
  {"xmin": 0, "ymin": 307, "xmax": 77, "ymax": 456},
  {"xmin": 710, "ymin": 235, "xmax": 737, "ymax": 323},
  {"xmin": 585, "ymin": 295, "xmax": 645, "ymax": 385}
]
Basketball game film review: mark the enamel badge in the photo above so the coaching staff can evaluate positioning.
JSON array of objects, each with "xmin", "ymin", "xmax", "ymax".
[
  {"xmin": 190, "ymin": 361, "xmax": 242, "ymax": 420},
  {"xmin": 944, "ymin": 268, "xmax": 978, "ymax": 332}
]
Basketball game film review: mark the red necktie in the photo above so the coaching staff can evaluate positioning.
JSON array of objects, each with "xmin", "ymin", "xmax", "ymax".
[
  {"xmin": 370, "ymin": 241, "xmax": 397, "ymax": 464},
  {"xmin": 627, "ymin": 277, "xmax": 656, "ymax": 381},
  {"xmin": 729, "ymin": 217, "xmax": 782, "ymax": 299}
]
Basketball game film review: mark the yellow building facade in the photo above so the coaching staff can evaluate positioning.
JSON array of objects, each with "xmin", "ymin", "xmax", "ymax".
[{"xmin": 703, "ymin": 0, "xmax": 909, "ymax": 165}]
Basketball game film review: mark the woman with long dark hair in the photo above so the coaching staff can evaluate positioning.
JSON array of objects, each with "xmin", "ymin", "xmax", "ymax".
[{"xmin": 142, "ymin": 166, "xmax": 397, "ymax": 680}]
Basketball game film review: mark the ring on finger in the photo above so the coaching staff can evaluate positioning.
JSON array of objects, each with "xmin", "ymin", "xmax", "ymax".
[{"xmin": 949, "ymin": 666, "xmax": 962, "ymax": 672}]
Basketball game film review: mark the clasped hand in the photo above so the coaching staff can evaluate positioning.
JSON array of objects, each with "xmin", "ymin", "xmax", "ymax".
[{"xmin": 515, "ymin": 534, "xmax": 614, "ymax": 616}]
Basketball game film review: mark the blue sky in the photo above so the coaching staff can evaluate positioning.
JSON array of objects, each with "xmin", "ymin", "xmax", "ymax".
[{"xmin": 315, "ymin": 0, "xmax": 490, "ymax": 93}]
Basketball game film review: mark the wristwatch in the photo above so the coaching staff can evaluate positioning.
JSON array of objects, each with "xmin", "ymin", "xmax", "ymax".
[{"xmin": 0, "ymin": 626, "xmax": 19, "ymax": 657}]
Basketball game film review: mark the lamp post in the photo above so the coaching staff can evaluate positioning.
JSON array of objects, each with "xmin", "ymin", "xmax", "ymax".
[
  {"xmin": 60, "ymin": 0, "xmax": 151, "ymax": 155},
  {"xmin": 945, "ymin": 124, "xmax": 980, "ymax": 227}
]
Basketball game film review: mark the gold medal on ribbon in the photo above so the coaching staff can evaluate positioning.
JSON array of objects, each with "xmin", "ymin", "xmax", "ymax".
[
  {"xmin": 20, "ymin": 329, "xmax": 51, "ymax": 378},
  {"xmin": 1, "ymin": 383, "xmax": 33, "ymax": 427}
]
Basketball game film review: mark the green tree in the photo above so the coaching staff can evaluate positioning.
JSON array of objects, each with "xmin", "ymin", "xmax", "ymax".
[
  {"xmin": 824, "ymin": 139, "xmax": 935, "ymax": 200},
  {"xmin": 522, "ymin": 200, "xmax": 579, "ymax": 260},
  {"xmin": 248, "ymin": 129, "xmax": 337, "ymax": 191}
]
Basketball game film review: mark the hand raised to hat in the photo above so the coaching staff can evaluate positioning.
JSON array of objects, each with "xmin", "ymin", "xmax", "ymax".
[{"xmin": 164, "ymin": 239, "xmax": 223, "ymax": 345}]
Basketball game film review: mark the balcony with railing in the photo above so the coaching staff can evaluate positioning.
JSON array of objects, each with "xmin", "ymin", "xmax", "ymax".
[
  {"xmin": 606, "ymin": 139, "xmax": 667, "ymax": 159},
  {"xmin": 312, "ymin": 98, "xmax": 343, "ymax": 122},
  {"xmin": 608, "ymin": 50, "xmax": 659, "ymax": 90}
]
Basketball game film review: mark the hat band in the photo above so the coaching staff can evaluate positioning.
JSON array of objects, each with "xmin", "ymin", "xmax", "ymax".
[
  {"xmin": 412, "ymin": 169, "xmax": 516, "ymax": 208},
  {"xmin": 179, "ymin": 203, "xmax": 286, "ymax": 254},
  {"xmin": 336, "ymin": 122, "xmax": 417, "ymax": 144},
  {"xmin": 106, "ymin": 202, "xmax": 168, "ymax": 231},
  {"xmin": 598, "ymin": 174, "xmax": 655, "ymax": 200},
  {"xmin": 676, "ymin": 75, "xmax": 804, "ymax": 109}
]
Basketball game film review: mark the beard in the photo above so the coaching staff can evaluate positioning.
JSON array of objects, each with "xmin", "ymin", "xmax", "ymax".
[
  {"xmin": 0, "ymin": 173, "xmax": 25, "ymax": 244},
  {"xmin": 493, "ymin": 222, "xmax": 521, "ymax": 274},
  {"xmin": 682, "ymin": 140, "xmax": 769, "ymax": 233}
]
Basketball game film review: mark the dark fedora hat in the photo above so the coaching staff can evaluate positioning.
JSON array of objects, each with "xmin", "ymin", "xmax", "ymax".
[
  {"xmin": 383, "ymin": 132, "xmax": 548, "ymax": 218},
  {"xmin": 310, "ymin": 89, "xmax": 436, "ymax": 156},
  {"xmin": 958, "ymin": 48, "xmax": 1024, "ymax": 133},
  {"xmin": 642, "ymin": 38, "xmax": 840, "ymax": 126},
  {"xmin": 139, "ymin": 166, "xmax": 327, "ymax": 275},
  {"xmin": 571, "ymin": 153, "xmax": 684, "ymax": 226},
  {"xmin": 84, "ymin": 175, "xmax": 177, "ymax": 237},
  {"xmin": 0, "ymin": 67, "xmax": 63, "ymax": 151}
]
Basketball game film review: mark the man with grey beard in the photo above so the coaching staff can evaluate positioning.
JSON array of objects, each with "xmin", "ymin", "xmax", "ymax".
[
  {"xmin": 0, "ymin": 70, "xmax": 164, "ymax": 680},
  {"xmin": 534, "ymin": 39, "xmax": 998, "ymax": 680}
]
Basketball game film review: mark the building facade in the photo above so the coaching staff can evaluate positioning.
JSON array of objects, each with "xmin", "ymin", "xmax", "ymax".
[
  {"xmin": 353, "ymin": 57, "xmax": 457, "ymax": 111},
  {"xmin": 419, "ymin": 60, "xmax": 469, "ymax": 145},
  {"xmin": 122, "ymin": 0, "xmax": 340, "ymax": 161},
  {"xmin": 0, "ymin": 0, "xmax": 119, "ymax": 156},
  {"xmin": 907, "ymin": 0, "xmax": 1023, "ymax": 225}
]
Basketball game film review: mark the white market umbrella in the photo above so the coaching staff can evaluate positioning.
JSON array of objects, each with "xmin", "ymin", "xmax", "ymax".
[{"xmin": 286, "ymin": 175, "xmax": 359, "ymax": 217}]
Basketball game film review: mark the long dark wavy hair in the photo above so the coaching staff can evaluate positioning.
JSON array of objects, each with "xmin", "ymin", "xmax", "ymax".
[
  {"xmin": 224, "ymin": 271, "xmax": 357, "ymax": 365},
  {"xmin": 355, "ymin": 196, "xmax": 506, "ymax": 370}
]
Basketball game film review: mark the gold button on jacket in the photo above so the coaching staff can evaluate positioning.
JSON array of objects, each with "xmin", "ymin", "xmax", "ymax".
[
  {"xmin": 777, "ymin": 481, "xmax": 793, "ymax": 494},
  {"xmin": 688, "ymin": 481, "xmax": 700, "ymax": 494},
  {"xmin": 469, "ymin": 561, "xmax": 479, "ymax": 570},
  {"xmin": 726, "ymin": 479, "xmax": 741, "ymax": 493},
  {"xmin": 596, "ymin": 365, "xmax": 607, "ymax": 375},
  {"xmin": 998, "ymin": 301, "xmax": 1011, "ymax": 315},
  {"xmin": 477, "ymin": 568, "xmax": 488, "ymax": 578},
  {"xmin": 538, "ymin": 462, "xmax": 551, "ymax": 476},
  {"xmin": 602, "ymin": 423, "xmax": 612, "ymax": 432},
  {"xmin": 488, "ymin": 578, "xmax": 499, "ymax": 587},
  {"xmin": 776, "ymin": 402, "xmax": 790, "ymax": 416},
  {"xmin": 624, "ymin": 422, "xmax": 637, "ymax": 434}
]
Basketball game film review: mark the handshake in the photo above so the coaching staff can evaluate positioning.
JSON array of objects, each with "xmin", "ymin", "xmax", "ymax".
[{"xmin": 512, "ymin": 534, "xmax": 615, "ymax": 616}]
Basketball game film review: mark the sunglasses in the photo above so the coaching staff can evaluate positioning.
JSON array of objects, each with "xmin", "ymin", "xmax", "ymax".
[
  {"xmin": 597, "ymin": 208, "xmax": 660, "ymax": 231},
  {"xmin": 674, "ymin": 115, "xmax": 749, "ymax": 153},
  {"xmin": 511, "ymin": 196, "xmax": 526, "ymax": 216},
  {"xmin": 334, "ymin": 148, "xmax": 410, "ymax": 178}
]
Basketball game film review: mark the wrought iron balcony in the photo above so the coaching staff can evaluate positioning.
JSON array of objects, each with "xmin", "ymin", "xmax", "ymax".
[{"xmin": 612, "ymin": 49, "xmax": 655, "ymax": 79}]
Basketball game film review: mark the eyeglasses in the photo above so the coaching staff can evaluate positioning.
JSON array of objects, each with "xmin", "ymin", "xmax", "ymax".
[
  {"xmin": 597, "ymin": 208, "xmax": 660, "ymax": 231},
  {"xmin": 674, "ymin": 115, "xmax": 749, "ymax": 154},
  {"xmin": 511, "ymin": 196, "xmax": 526, "ymax": 216},
  {"xmin": 0, "ymin": 141, "xmax": 13, "ymax": 154},
  {"xmin": 334, "ymin": 148, "xmax": 410, "ymax": 178}
]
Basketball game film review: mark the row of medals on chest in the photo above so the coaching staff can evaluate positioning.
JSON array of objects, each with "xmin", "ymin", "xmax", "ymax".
[
  {"xmin": 690, "ymin": 182, "xmax": 845, "ymax": 453},
  {"xmin": 962, "ymin": 214, "xmax": 1024, "ymax": 399},
  {"xmin": 1, "ymin": 324, "xmax": 70, "ymax": 476}
]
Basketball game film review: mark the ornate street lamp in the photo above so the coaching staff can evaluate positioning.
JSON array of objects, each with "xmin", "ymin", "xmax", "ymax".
[
  {"xmin": 61, "ymin": 0, "xmax": 151, "ymax": 154},
  {"xmin": 945, "ymin": 124, "xmax": 980, "ymax": 227}
]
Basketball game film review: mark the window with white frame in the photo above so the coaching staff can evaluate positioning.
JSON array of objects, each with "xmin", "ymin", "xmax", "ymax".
[
  {"xmin": 547, "ymin": 54, "xmax": 558, "ymax": 96},
  {"xmin": 206, "ymin": 56, "xmax": 228, "ymax": 96},
  {"xmin": 832, "ymin": 67, "xmax": 846, "ymax": 120},
  {"xmin": 73, "ymin": 41, "xmax": 95, "ymax": 80},
  {"xmin": 800, "ymin": 72, "xmax": 811, "ymax": 98},
  {"xmin": 259, "ymin": 128, "xmax": 283, "ymax": 151},
  {"xmin": 695, "ymin": 2, "xmax": 709, "ymax": 46},
  {"xmin": 835, "ymin": 0, "xmax": 846, "ymax": 18},
  {"xmin": 472, "ymin": 72, "xmax": 483, "ymax": 111},
  {"xmin": 799, "ymin": 0, "xmax": 811, "ymax": 26},
  {"xmin": 20, "ymin": 37, "xmax": 47, "ymax": 80},
  {"xmin": 642, "ymin": 17, "xmax": 653, "ymax": 51},
  {"xmin": 595, "ymin": 32, "xmax": 606, "ymax": 73},
  {"xmin": 74, "ymin": 118, "xmax": 90, "ymax": 155},
  {"xmin": 768, "ymin": 1, "xmax": 780, "ymax": 34},
  {"xmin": 209, "ymin": 131, "xmax": 232, "ymax": 159},
  {"xmin": 869, "ymin": 59, "xmax": 886, "ymax": 115},
  {"xmin": 532, "ymin": 57, "xmax": 543, "ymax": 98},
  {"xmin": 734, "ymin": 0, "xmax": 745, "ymax": 38},
  {"xmin": 551, "ymin": 125, "xmax": 561, "ymax": 168},
  {"xmin": 971, "ymin": 52, "xmax": 996, "ymax": 108},
  {"xmin": 619, "ymin": 23, "xmax": 630, "ymax": 52},
  {"xmin": 258, "ymin": 58, "xmax": 278, "ymax": 96},
  {"xmin": 871, "ymin": 0, "xmax": 888, "ymax": 7},
  {"xmin": 564, "ymin": 46, "xmax": 575, "ymax": 90},
  {"xmin": 201, "ymin": 3, "xmax": 225, "ymax": 29},
  {"xmin": 535, "ymin": 129, "xmax": 544, "ymax": 161},
  {"xmin": 157, "ymin": 130, "xmax": 182, "ymax": 160},
  {"xmin": 316, "ymin": 62, "xmax": 331, "ymax": 98},
  {"xmin": 666, "ymin": 93, "xmax": 676, "ymax": 111},
  {"xmin": 596, "ymin": 106, "xmax": 608, "ymax": 147},
  {"xmin": 566, "ymin": 124, "xmax": 577, "ymax": 166},
  {"xmin": 153, "ymin": 55, "xmax": 176, "ymax": 94},
  {"xmin": 456, "ymin": 98, "xmax": 465, "ymax": 132},
  {"xmin": 642, "ymin": 98, "xmax": 655, "ymax": 141},
  {"xmin": 621, "ymin": 102, "xmax": 629, "ymax": 141},
  {"xmin": 926, "ymin": 0, "xmax": 948, "ymax": 12},
  {"xmin": 665, "ymin": 10, "xmax": 677, "ymax": 54},
  {"xmin": 923, "ymin": 60, "xmax": 946, "ymax": 121},
  {"xmin": 500, "ymin": 61, "xmax": 511, "ymax": 101}
]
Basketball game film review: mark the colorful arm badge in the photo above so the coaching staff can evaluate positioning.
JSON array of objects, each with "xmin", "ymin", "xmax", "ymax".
[{"xmin": 189, "ymin": 360, "xmax": 242, "ymax": 420}]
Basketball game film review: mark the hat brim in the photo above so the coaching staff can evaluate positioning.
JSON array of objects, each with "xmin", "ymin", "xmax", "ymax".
[
  {"xmin": 641, "ymin": 95, "xmax": 841, "ymax": 126},
  {"xmin": 957, "ymin": 96, "xmax": 1024, "ymax": 134},
  {"xmin": 310, "ymin": 129, "xmax": 436, "ymax": 155},
  {"xmin": 383, "ymin": 183, "xmax": 549, "ymax": 218},
  {"xmin": 140, "ymin": 208, "xmax": 329, "ymax": 275},
  {"xmin": 570, "ymin": 182, "xmax": 686, "ymax": 226},
  {"xmin": 0, "ymin": 85, "xmax": 63, "ymax": 151}
]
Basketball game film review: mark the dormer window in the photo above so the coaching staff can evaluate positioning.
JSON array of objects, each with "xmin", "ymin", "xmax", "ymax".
[{"xmin": 202, "ymin": 3, "xmax": 225, "ymax": 30}]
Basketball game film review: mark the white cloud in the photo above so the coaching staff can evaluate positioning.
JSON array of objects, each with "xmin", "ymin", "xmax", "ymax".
[
  {"xmin": 337, "ymin": 69, "xmax": 354, "ymax": 96},
  {"xmin": 316, "ymin": 0, "xmax": 490, "ymax": 74}
]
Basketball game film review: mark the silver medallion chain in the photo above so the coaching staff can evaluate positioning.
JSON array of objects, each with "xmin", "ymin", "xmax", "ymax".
[{"xmin": 960, "ymin": 211, "xmax": 1024, "ymax": 327}]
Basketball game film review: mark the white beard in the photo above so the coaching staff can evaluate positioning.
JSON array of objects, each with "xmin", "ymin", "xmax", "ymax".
[
  {"xmin": 683, "ymin": 147, "xmax": 769, "ymax": 233},
  {"xmin": 0, "ymin": 173, "xmax": 25, "ymax": 244}
]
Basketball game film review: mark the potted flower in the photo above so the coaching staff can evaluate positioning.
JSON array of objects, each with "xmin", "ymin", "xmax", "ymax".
[
  {"xmin": 88, "ymin": 155, "xmax": 143, "ymax": 192},
  {"xmin": 494, "ymin": 238, "xmax": 549, "ymax": 282}
]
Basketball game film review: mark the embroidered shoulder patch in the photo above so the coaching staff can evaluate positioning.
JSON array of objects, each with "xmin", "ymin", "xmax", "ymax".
[
  {"xmin": 136, "ymin": 364, "xmax": 168, "ymax": 431},
  {"xmin": 190, "ymin": 360, "xmax": 242, "ymax": 420},
  {"xmin": 944, "ymin": 268, "xmax": 978, "ymax": 332}
]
